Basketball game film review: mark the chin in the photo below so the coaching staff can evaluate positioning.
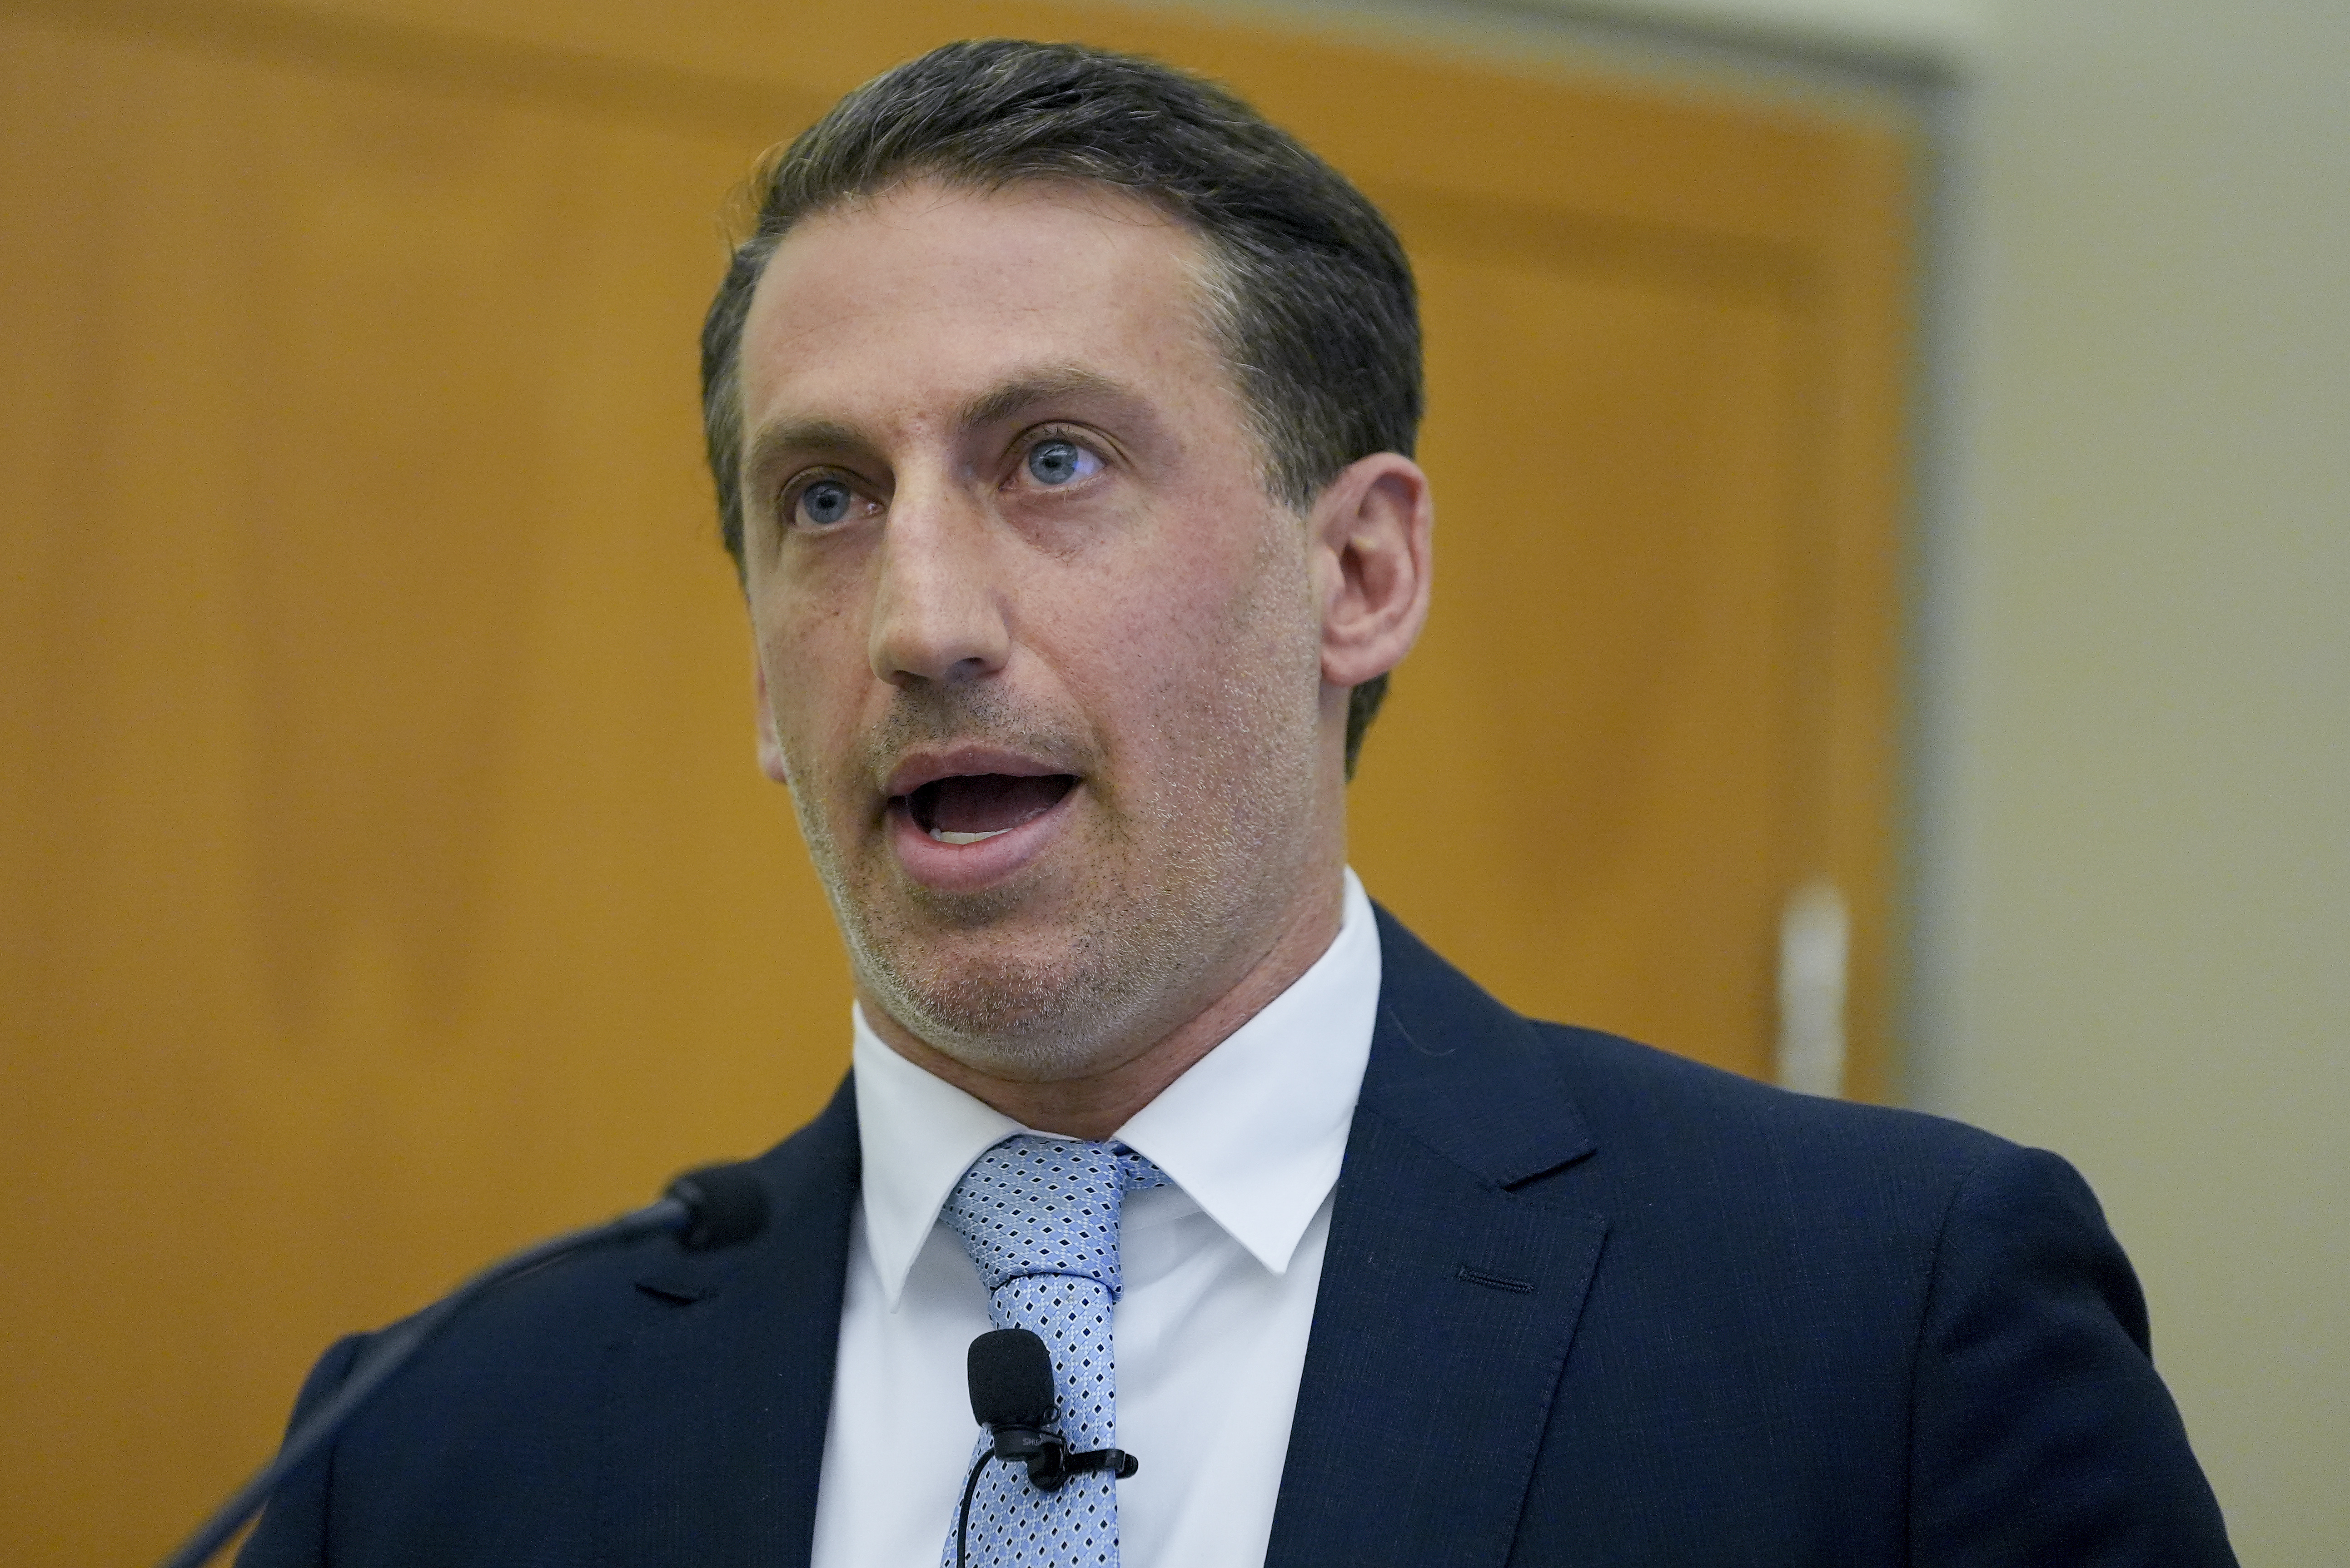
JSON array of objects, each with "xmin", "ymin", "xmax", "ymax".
[{"xmin": 852, "ymin": 921, "xmax": 1183, "ymax": 1083}]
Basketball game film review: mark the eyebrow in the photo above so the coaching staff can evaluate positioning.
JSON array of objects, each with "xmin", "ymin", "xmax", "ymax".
[
  {"xmin": 739, "ymin": 416, "xmax": 875, "ymax": 495},
  {"xmin": 956, "ymin": 364, "xmax": 1138, "ymax": 430}
]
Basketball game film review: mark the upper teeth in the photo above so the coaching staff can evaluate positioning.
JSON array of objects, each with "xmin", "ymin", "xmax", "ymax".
[{"xmin": 930, "ymin": 828, "xmax": 1009, "ymax": 845}]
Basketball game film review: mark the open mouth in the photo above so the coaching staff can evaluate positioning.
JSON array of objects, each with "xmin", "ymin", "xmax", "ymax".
[{"xmin": 902, "ymin": 774, "xmax": 1079, "ymax": 844}]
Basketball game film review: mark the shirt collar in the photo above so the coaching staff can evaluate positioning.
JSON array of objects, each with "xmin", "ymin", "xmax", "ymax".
[{"xmin": 851, "ymin": 868, "xmax": 1382, "ymax": 1308}]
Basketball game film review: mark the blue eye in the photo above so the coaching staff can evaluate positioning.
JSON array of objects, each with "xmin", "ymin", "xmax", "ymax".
[
  {"xmin": 798, "ymin": 479, "xmax": 855, "ymax": 526},
  {"xmin": 1026, "ymin": 439, "xmax": 1096, "ymax": 486}
]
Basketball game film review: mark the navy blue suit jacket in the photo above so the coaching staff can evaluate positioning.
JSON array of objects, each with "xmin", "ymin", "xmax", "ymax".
[{"xmin": 240, "ymin": 910, "xmax": 2234, "ymax": 1565}]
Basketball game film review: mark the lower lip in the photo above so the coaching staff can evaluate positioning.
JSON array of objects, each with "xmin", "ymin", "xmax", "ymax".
[{"xmin": 886, "ymin": 784, "xmax": 1077, "ymax": 893}]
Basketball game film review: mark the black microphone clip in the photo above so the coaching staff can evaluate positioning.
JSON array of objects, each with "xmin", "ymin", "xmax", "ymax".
[
  {"xmin": 955, "ymin": 1328, "xmax": 1137, "ymax": 1568},
  {"xmin": 966, "ymin": 1328, "xmax": 1139, "ymax": 1493},
  {"xmin": 987, "ymin": 1420, "xmax": 1140, "ymax": 1492}
]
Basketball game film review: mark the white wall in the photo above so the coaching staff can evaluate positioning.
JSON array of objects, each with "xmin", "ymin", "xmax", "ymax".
[{"xmin": 1907, "ymin": 4, "xmax": 2350, "ymax": 1560}]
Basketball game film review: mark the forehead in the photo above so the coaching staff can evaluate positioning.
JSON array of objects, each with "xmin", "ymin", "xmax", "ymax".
[{"xmin": 736, "ymin": 179, "xmax": 1227, "ymax": 434}]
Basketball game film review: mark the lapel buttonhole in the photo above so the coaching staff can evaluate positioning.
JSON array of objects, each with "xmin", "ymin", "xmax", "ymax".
[{"xmin": 1456, "ymin": 1264, "xmax": 1535, "ymax": 1294}]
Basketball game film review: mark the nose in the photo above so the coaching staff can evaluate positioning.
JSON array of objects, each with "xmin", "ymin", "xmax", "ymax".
[{"xmin": 867, "ymin": 482, "xmax": 1011, "ymax": 687}]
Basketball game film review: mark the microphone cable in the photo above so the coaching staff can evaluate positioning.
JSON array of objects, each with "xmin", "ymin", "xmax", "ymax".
[{"xmin": 156, "ymin": 1163, "xmax": 768, "ymax": 1568}]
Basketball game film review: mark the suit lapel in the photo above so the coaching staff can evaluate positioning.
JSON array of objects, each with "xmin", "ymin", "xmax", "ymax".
[
  {"xmin": 1265, "ymin": 911, "xmax": 1608, "ymax": 1568},
  {"xmin": 592, "ymin": 1077, "xmax": 861, "ymax": 1568}
]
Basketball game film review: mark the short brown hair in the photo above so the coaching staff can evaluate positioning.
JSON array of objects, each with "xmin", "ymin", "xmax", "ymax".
[{"xmin": 700, "ymin": 38, "xmax": 1421, "ymax": 774}]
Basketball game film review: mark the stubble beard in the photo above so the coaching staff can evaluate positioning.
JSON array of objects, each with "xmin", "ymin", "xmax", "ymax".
[{"xmin": 785, "ymin": 578, "xmax": 1327, "ymax": 1085}]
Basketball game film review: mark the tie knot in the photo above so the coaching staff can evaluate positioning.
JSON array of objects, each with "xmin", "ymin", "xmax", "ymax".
[{"xmin": 941, "ymin": 1134, "xmax": 1169, "ymax": 1298}]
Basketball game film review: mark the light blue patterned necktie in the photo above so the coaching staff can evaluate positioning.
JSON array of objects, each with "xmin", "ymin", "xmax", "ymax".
[{"xmin": 940, "ymin": 1134, "xmax": 1170, "ymax": 1568}]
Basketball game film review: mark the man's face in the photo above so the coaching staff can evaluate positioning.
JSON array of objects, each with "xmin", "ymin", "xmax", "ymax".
[{"xmin": 734, "ymin": 180, "xmax": 1340, "ymax": 1082}]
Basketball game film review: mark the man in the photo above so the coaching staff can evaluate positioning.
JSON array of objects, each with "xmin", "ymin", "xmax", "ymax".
[{"xmin": 242, "ymin": 40, "xmax": 2235, "ymax": 1568}]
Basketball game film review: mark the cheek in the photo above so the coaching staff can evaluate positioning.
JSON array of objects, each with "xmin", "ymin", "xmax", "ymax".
[
  {"xmin": 755, "ymin": 600, "xmax": 869, "ymax": 766},
  {"xmin": 1075, "ymin": 539, "xmax": 1319, "ymax": 740}
]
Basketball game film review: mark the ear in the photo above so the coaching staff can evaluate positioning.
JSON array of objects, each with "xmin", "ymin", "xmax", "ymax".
[
  {"xmin": 752, "ymin": 645, "xmax": 790, "ymax": 785},
  {"xmin": 1313, "ymin": 452, "xmax": 1434, "ymax": 691}
]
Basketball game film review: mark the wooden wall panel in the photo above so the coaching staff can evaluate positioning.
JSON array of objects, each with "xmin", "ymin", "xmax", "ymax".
[
  {"xmin": 0, "ymin": 2, "xmax": 1908, "ymax": 1557},
  {"xmin": 0, "ymin": 14, "xmax": 846, "ymax": 1558},
  {"xmin": 1362, "ymin": 218, "xmax": 1803, "ymax": 1076}
]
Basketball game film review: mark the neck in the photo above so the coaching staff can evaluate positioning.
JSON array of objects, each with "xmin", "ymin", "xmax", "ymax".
[{"xmin": 860, "ymin": 877, "xmax": 1348, "ymax": 1141}]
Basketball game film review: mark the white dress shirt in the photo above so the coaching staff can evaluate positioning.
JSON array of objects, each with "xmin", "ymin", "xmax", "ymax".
[{"xmin": 808, "ymin": 869, "xmax": 1381, "ymax": 1568}]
